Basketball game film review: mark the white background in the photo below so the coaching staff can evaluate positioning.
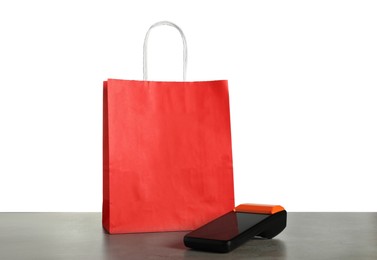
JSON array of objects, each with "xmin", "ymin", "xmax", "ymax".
[{"xmin": 0, "ymin": 0, "xmax": 376, "ymax": 212}]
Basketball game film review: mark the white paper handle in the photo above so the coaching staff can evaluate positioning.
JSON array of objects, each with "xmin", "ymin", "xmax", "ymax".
[{"xmin": 143, "ymin": 21, "xmax": 187, "ymax": 81}]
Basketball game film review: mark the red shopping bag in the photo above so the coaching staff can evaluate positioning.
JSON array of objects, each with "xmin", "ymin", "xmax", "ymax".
[{"xmin": 103, "ymin": 21, "xmax": 234, "ymax": 234}]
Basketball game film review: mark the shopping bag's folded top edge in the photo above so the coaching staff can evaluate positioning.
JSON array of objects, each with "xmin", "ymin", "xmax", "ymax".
[{"xmin": 105, "ymin": 79, "xmax": 228, "ymax": 84}]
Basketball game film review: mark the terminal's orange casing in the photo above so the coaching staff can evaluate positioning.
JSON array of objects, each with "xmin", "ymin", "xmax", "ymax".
[{"xmin": 234, "ymin": 203, "xmax": 285, "ymax": 215}]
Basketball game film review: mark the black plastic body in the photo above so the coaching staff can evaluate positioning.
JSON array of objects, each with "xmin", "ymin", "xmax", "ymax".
[{"xmin": 184, "ymin": 210, "xmax": 287, "ymax": 253}]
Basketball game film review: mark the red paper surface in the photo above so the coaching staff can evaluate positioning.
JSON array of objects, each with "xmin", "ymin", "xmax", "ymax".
[{"xmin": 103, "ymin": 79, "xmax": 234, "ymax": 234}]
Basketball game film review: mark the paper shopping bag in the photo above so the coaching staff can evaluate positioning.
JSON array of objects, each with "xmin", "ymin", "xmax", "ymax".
[{"xmin": 103, "ymin": 21, "xmax": 234, "ymax": 234}]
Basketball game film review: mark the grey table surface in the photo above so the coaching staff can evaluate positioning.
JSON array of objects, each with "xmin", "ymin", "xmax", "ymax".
[{"xmin": 0, "ymin": 212, "xmax": 376, "ymax": 260}]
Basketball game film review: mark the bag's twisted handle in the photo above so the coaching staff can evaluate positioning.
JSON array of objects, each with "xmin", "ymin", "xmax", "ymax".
[{"xmin": 143, "ymin": 21, "xmax": 187, "ymax": 81}]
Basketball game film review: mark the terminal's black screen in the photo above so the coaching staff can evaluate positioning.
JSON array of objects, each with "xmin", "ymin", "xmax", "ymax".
[{"xmin": 188, "ymin": 212, "xmax": 269, "ymax": 241}]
